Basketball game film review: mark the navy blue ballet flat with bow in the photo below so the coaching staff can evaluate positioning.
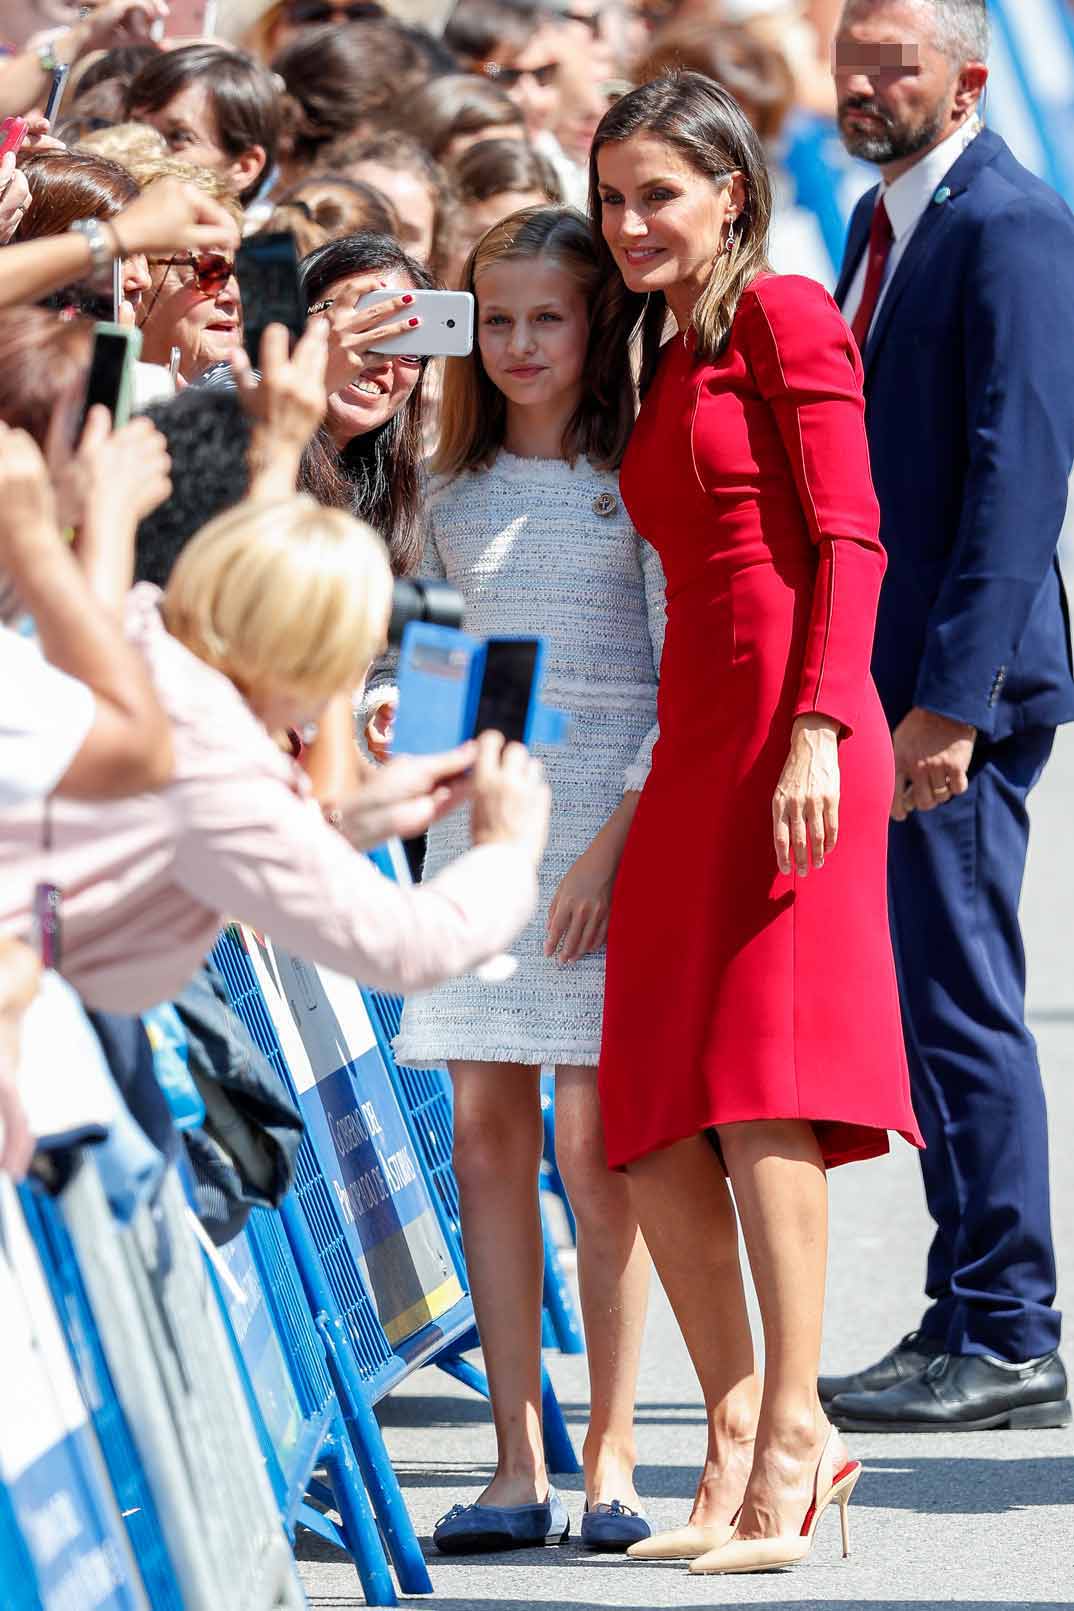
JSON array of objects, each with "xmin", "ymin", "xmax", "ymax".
[{"xmin": 432, "ymin": 1488, "xmax": 570, "ymax": 1554}]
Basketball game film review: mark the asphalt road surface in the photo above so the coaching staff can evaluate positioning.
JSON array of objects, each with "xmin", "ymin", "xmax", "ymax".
[{"xmin": 298, "ymin": 727, "xmax": 1074, "ymax": 1610}]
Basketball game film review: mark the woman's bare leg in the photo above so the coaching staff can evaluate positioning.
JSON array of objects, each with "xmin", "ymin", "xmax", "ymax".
[
  {"xmin": 554, "ymin": 1066, "xmax": 650, "ymax": 1506},
  {"xmin": 450, "ymin": 1060, "xmax": 546, "ymax": 1506},
  {"xmin": 716, "ymin": 1118, "xmax": 844, "ymax": 1539},
  {"xmin": 627, "ymin": 1135, "xmax": 761, "ymax": 1526}
]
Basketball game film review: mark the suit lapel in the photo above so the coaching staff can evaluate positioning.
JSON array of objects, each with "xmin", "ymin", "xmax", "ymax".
[
  {"xmin": 834, "ymin": 189, "xmax": 876, "ymax": 310},
  {"xmin": 863, "ymin": 129, "xmax": 1004, "ymax": 379}
]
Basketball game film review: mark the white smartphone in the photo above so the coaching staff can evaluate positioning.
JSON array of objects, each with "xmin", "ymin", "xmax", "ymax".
[{"xmin": 357, "ymin": 288, "xmax": 474, "ymax": 359}]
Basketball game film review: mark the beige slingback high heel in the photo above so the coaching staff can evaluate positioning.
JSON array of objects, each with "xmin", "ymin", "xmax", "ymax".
[{"xmin": 688, "ymin": 1429, "xmax": 862, "ymax": 1576}]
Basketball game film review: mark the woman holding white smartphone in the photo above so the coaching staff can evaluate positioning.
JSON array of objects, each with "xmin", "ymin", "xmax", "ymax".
[{"xmin": 299, "ymin": 233, "xmax": 471, "ymax": 576}]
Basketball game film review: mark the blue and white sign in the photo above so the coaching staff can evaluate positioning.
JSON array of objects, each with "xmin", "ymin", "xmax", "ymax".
[{"xmin": 0, "ymin": 1181, "xmax": 144, "ymax": 1611}]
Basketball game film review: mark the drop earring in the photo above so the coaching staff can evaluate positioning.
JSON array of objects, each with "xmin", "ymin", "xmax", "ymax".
[{"xmin": 725, "ymin": 215, "xmax": 737, "ymax": 254}]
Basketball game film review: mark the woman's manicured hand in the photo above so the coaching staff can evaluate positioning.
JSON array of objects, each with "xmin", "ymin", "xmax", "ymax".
[
  {"xmin": 773, "ymin": 713, "xmax": 840, "ymax": 877},
  {"xmin": 314, "ymin": 289, "xmax": 421, "ymax": 396}
]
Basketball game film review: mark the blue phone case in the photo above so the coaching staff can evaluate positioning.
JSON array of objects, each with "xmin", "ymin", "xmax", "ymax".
[
  {"xmin": 392, "ymin": 623, "xmax": 486, "ymax": 756},
  {"xmin": 392, "ymin": 623, "xmax": 569, "ymax": 755}
]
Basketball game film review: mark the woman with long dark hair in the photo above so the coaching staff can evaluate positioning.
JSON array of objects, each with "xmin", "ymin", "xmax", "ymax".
[
  {"xmin": 299, "ymin": 233, "xmax": 434, "ymax": 574},
  {"xmin": 589, "ymin": 72, "xmax": 922, "ymax": 1576}
]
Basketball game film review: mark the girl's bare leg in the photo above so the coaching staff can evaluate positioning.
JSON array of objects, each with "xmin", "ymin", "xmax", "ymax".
[
  {"xmin": 554, "ymin": 1065, "xmax": 650, "ymax": 1505},
  {"xmin": 450, "ymin": 1059, "xmax": 546, "ymax": 1506}
]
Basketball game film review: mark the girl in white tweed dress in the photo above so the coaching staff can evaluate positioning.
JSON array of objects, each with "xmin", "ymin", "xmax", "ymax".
[{"xmin": 375, "ymin": 210, "xmax": 664, "ymax": 1550}]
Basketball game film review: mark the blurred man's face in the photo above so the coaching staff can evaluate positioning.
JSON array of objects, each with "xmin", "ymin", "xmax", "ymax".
[{"xmin": 833, "ymin": 1, "xmax": 963, "ymax": 167}]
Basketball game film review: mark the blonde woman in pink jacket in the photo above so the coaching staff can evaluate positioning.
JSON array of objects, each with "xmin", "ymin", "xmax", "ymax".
[{"xmin": 0, "ymin": 454, "xmax": 550, "ymax": 1015}]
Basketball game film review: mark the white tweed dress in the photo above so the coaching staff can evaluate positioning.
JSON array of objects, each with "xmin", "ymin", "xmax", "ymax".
[{"xmin": 392, "ymin": 450, "xmax": 665, "ymax": 1070}]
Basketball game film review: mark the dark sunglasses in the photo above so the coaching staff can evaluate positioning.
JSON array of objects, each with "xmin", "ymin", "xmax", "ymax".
[
  {"xmin": 147, "ymin": 252, "xmax": 234, "ymax": 294},
  {"xmin": 475, "ymin": 60, "xmax": 559, "ymax": 89},
  {"xmin": 283, "ymin": 0, "xmax": 384, "ymax": 21},
  {"xmin": 140, "ymin": 252, "xmax": 234, "ymax": 332}
]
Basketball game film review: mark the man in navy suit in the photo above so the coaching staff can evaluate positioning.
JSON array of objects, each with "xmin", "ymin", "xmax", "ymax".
[{"xmin": 819, "ymin": 0, "xmax": 1074, "ymax": 1430}]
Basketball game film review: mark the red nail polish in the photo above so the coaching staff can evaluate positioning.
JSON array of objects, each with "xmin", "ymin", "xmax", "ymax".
[
  {"xmin": 401, "ymin": 293, "xmax": 414, "ymax": 304},
  {"xmin": 408, "ymin": 317, "xmax": 420, "ymax": 327}
]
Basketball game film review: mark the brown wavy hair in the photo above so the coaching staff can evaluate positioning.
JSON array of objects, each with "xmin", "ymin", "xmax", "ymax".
[
  {"xmin": 589, "ymin": 70, "xmax": 773, "ymax": 394},
  {"xmin": 13, "ymin": 148, "xmax": 139, "ymax": 242},
  {"xmin": 0, "ymin": 307, "xmax": 92, "ymax": 447},
  {"xmin": 434, "ymin": 205, "xmax": 635, "ymax": 477}
]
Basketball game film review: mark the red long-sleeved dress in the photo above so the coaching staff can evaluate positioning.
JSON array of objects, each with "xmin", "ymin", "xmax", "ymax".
[{"xmin": 598, "ymin": 274, "xmax": 924, "ymax": 1171}]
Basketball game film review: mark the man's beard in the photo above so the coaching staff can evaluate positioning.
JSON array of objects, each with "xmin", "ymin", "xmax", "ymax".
[{"xmin": 838, "ymin": 97, "xmax": 950, "ymax": 165}]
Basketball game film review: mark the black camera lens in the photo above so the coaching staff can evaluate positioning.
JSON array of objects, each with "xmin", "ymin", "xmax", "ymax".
[
  {"xmin": 446, "ymin": 318, "xmax": 455, "ymax": 328},
  {"xmin": 388, "ymin": 576, "xmax": 466, "ymax": 645}
]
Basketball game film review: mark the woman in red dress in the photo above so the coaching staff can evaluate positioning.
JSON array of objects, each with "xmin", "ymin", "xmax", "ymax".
[{"xmin": 590, "ymin": 72, "xmax": 923, "ymax": 1576}]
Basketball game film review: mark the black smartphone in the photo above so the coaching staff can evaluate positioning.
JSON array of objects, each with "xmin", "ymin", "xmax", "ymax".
[
  {"xmin": 473, "ymin": 638, "xmax": 541, "ymax": 746},
  {"xmin": 235, "ymin": 231, "xmax": 305, "ymax": 364},
  {"xmin": 44, "ymin": 63, "xmax": 70, "ymax": 124},
  {"xmin": 77, "ymin": 323, "xmax": 142, "ymax": 436}
]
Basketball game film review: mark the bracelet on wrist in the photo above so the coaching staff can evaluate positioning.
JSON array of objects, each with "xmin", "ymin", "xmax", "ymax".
[{"xmin": 68, "ymin": 217, "xmax": 118, "ymax": 276}]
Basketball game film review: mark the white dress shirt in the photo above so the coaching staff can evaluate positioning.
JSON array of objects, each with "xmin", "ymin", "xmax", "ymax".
[{"xmin": 843, "ymin": 116, "xmax": 983, "ymax": 332}]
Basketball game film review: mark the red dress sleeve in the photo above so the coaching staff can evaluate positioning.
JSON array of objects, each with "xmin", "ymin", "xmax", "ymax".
[{"xmin": 742, "ymin": 276, "xmax": 886, "ymax": 735}]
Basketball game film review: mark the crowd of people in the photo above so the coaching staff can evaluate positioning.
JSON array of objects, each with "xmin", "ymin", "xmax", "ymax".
[{"xmin": 1, "ymin": 0, "xmax": 1072, "ymax": 1586}]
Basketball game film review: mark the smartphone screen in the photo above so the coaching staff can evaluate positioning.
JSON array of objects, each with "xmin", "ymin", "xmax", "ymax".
[
  {"xmin": 474, "ymin": 639, "xmax": 540, "ymax": 746},
  {"xmin": 78, "ymin": 331, "xmax": 133, "ymax": 434},
  {"xmin": 235, "ymin": 232, "xmax": 305, "ymax": 363}
]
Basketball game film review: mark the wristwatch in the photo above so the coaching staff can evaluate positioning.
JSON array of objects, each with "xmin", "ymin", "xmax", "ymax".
[{"xmin": 68, "ymin": 217, "xmax": 117, "ymax": 275}]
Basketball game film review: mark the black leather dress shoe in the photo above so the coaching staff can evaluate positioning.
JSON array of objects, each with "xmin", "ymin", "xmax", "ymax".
[
  {"xmin": 830, "ymin": 1349, "xmax": 1072, "ymax": 1432},
  {"xmin": 818, "ymin": 1330, "xmax": 945, "ymax": 1408}
]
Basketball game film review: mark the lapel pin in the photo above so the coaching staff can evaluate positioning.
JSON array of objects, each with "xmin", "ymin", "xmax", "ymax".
[
  {"xmin": 593, "ymin": 491, "xmax": 618, "ymax": 517},
  {"xmin": 933, "ymin": 185, "xmax": 952, "ymax": 205}
]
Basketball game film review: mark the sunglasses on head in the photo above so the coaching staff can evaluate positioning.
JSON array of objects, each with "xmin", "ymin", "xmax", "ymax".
[
  {"xmin": 475, "ymin": 59, "xmax": 559, "ymax": 89},
  {"xmin": 283, "ymin": 0, "xmax": 384, "ymax": 21}
]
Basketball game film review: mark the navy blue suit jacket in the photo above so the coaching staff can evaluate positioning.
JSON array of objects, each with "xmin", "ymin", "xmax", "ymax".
[{"xmin": 834, "ymin": 129, "xmax": 1074, "ymax": 739}]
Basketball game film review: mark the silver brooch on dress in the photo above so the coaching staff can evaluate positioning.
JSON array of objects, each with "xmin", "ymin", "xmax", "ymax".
[{"xmin": 592, "ymin": 491, "xmax": 618, "ymax": 517}]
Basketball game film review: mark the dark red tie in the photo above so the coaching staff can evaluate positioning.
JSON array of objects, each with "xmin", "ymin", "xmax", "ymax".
[{"xmin": 850, "ymin": 195, "xmax": 894, "ymax": 350}]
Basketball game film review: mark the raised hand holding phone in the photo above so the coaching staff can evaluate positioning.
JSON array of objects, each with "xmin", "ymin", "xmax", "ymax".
[
  {"xmin": 314, "ymin": 287, "xmax": 429, "ymax": 396},
  {"xmin": 234, "ymin": 230, "xmax": 305, "ymax": 364},
  {"xmin": 232, "ymin": 319, "xmax": 329, "ymax": 497},
  {"xmin": 357, "ymin": 288, "xmax": 474, "ymax": 359}
]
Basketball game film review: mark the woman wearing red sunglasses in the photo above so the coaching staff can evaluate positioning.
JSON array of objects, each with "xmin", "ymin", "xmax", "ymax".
[{"xmin": 136, "ymin": 164, "xmax": 245, "ymax": 383}]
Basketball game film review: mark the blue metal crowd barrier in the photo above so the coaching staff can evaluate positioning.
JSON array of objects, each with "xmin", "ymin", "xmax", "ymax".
[
  {"xmin": 212, "ymin": 923, "xmax": 580, "ymax": 1603},
  {"xmin": 19, "ymin": 1181, "xmax": 183, "ymax": 1611},
  {"xmin": 1, "ymin": 1175, "xmax": 152, "ymax": 1611},
  {"xmin": 219, "ymin": 1210, "xmax": 398, "ymax": 1606}
]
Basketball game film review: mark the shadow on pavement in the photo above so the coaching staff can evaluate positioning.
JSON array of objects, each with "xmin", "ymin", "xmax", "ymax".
[{"xmin": 381, "ymin": 1601, "xmax": 1074, "ymax": 1611}]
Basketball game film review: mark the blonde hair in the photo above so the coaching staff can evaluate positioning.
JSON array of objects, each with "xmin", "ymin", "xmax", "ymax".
[
  {"xmin": 162, "ymin": 494, "xmax": 393, "ymax": 704},
  {"xmin": 126, "ymin": 155, "xmax": 245, "ymax": 226},
  {"xmin": 433, "ymin": 205, "xmax": 635, "ymax": 477},
  {"xmin": 76, "ymin": 122, "xmax": 168, "ymax": 167}
]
